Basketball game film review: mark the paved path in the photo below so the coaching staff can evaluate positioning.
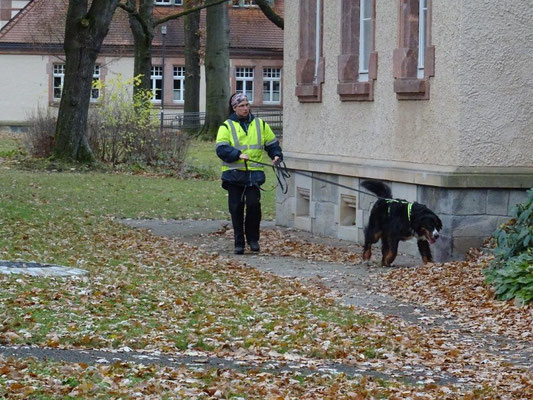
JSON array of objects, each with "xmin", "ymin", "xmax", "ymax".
[
  {"xmin": 121, "ymin": 219, "xmax": 533, "ymax": 372},
  {"xmin": 0, "ymin": 345, "xmax": 461, "ymax": 385}
]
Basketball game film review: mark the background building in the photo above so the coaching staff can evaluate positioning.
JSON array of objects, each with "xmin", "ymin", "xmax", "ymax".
[
  {"xmin": 0, "ymin": 0, "xmax": 283, "ymax": 129},
  {"xmin": 0, "ymin": 0, "xmax": 28, "ymax": 29}
]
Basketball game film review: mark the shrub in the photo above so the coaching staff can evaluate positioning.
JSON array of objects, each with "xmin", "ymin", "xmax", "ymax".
[
  {"xmin": 88, "ymin": 74, "xmax": 191, "ymax": 170},
  {"xmin": 23, "ymin": 107, "xmax": 56, "ymax": 158},
  {"xmin": 484, "ymin": 188, "xmax": 533, "ymax": 305}
]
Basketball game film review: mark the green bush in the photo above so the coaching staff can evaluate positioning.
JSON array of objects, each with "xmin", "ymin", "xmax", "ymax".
[
  {"xmin": 88, "ymin": 75, "xmax": 191, "ymax": 169},
  {"xmin": 484, "ymin": 188, "xmax": 533, "ymax": 305}
]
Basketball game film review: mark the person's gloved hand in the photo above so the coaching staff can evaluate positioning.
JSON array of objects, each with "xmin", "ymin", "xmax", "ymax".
[{"xmin": 272, "ymin": 156, "xmax": 281, "ymax": 166}]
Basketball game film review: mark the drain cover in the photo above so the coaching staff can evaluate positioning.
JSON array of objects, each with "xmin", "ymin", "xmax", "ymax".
[{"xmin": 0, "ymin": 261, "xmax": 88, "ymax": 277}]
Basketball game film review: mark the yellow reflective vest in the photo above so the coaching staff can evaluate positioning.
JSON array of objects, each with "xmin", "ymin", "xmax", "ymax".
[{"xmin": 216, "ymin": 117, "xmax": 278, "ymax": 172}]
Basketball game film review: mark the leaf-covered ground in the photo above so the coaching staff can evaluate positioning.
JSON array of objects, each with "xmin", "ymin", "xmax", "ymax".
[
  {"xmin": 0, "ymin": 155, "xmax": 531, "ymax": 398},
  {"xmin": 382, "ymin": 253, "xmax": 533, "ymax": 343},
  {"xmin": 1, "ymin": 221, "xmax": 532, "ymax": 399}
]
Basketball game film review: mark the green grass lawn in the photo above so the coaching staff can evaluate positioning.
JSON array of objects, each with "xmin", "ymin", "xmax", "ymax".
[
  {"xmin": 0, "ymin": 132, "xmax": 23, "ymax": 157},
  {"xmin": 0, "ymin": 136, "xmax": 277, "ymax": 221}
]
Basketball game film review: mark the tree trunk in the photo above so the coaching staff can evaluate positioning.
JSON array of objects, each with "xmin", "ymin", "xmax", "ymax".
[
  {"xmin": 127, "ymin": 0, "xmax": 154, "ymax": 94},
  {"xmin": 203, "ymin": 0, "xmax": 230, "ymax": 140},
  {"xmin": 121, "ymin": 0, "xmax": 228, "ymax": 107},
  {"xmin": 184, "ymin": 0, "xmax": 201, "ymax": 114},
  {"xmin": 54, "ymin": 0, "xmax": 119, "ymax": 162},
  {"xmin": 183, "ymin": 0, "xmax": 201, "ymax": 130}
]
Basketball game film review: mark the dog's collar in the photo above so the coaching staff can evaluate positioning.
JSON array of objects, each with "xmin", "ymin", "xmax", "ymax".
[{"xmin": 386, "ymin": 199, "xmax": 413, "ymax": 222}]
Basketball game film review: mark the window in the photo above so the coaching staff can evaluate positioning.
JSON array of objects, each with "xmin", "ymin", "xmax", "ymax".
[
  {"xmin": 52, "ymin": 64, "xmax": 65, "ymax": 101},
  {"xmin": 337, "ymin": 0, "xmax": 376, "ymax": 101},
  {"xmin": 91, "ymin": 65, "xmax": 101, "ymax": 101},
  {"xmin": 173, "ymin": 66, "xmax": 185, "ymax": 103},
  {"xmin": 359, "ymin": 0, "xmax": 372, "ymax": 81},
  {"xmin": 263, "ymin": 68, "xmax": 281, "ymax": 104},
  {"xmin": 235, "ymin": 67, "xmax": 254, "ymax": 102},
  {"xmin": 154, "ymin": 0, "xmax": 182, "ymax": 5},
  {"xmin": 418, "ymin": 0, "xmax": 427, "ymax": 79},
  {"xmin": 393, "ymin": 0, "xmax": 434, "ymax": 99},
  {"xmin": 151, "ymin": 66, "xmax": 163, "ymax": 102},
  {"xmin": 295, "ymin": 0, "xmax": 324, "ymax": 102},
  {"xmin": 52, "ymin": 63, "xmax": 100, "ymax": 102},
  {"xmin": 232, "ymin": 0, "xmax": 257, "ymax": 7}
]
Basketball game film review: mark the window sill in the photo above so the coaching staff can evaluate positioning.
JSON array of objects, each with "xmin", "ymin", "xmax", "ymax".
[
  {"xmin": 295, "ymin": 83, "xmax": 322, "ymax": 103},
  {"xmin": 337, "ymin": 81, "xmax": 373, "ymax": 101},
  {"xmin": 394, "ymin": 78, "xmax": 429, "ymax": 100}
]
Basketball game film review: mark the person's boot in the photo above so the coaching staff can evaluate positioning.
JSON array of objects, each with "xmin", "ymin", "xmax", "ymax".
[
  {"xmin": 234, "ymin": 240, "xmax": 245, "ymax": 254},
  {"xmin": 249, "ymin": 241, "xmax": 260, "ymax": 252}
]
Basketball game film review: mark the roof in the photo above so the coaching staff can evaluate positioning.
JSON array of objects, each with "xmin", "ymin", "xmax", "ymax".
[{"xmin": 0, "ymin": 0, "xmax": 283, "ymax": 54}]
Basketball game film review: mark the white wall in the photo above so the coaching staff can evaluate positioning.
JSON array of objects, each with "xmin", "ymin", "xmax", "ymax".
[
  {"xmin": 0, "ymin": 54, "xmax": 49, "ymax": 122},
  {"xmin": 0, "ymin": 55, "xmax": 135, "ymax": 124},
  {"xmin": 102, "ymin": 56, "xmax": 135, "ymax": 82}
]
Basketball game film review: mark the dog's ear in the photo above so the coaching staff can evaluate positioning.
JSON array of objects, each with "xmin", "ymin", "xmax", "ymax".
[{"xmin": 434, "ymin": 215, "xmax": 443, "ymax": 231}]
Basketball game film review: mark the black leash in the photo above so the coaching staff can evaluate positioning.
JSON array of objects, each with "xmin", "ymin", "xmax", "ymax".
[
  {"xmin": 243, "ymin": 158, "xmax": 290, "ymax": 194},
  {"xmin": 247, "ymin": 158, "xmax": 382, "ymax": 199}
]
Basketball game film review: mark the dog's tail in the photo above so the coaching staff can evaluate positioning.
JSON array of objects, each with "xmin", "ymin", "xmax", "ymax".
[{"xmin": 361, "ymin": 180, "xmax": 392, "ymax": 199}]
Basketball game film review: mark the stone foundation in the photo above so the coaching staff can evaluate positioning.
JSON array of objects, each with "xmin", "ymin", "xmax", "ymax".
[{"xmin": 276, "ymin": 173, "xmax": 528, "ymax": 262}]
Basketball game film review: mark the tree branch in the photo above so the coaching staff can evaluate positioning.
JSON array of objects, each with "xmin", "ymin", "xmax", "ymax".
[
  {"xmin": 117, "ymin": 1, "xmax": 135, "ymax": 14},
  {"xmin": 254, "ymin": 0, "xmax": 283, "ymax": 30},
  {"xmin": 154, "ymin": 0, "xmax": 228, "ymax": 26},
  {"xmin": 119, "ymin": 0, "xmax": 152, "ymax": 35}
]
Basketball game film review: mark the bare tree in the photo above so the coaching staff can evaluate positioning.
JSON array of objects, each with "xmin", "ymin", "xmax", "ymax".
[
  {"xmin": 183, "ymin": 0, "xmax": 203, "ymax": 130},
  {"xmin": 122, "ymin": 0, "xmax": 281, "ymax": 137},
  {"xmin": 124, "ymin": 0, "xmax": 155, "ymax": 93},
  {"xmin": 119, "ymin": 0, "xmax": 227, "ymax": 95},
  {"xmin": 184, "ymin": 0, "xmax": 202, "ymax": 114},
  {"xmin": 202, "ymin": 0, "xmax": 230, "ymax": 139},
  {"xmin": 53, "ymin": 0, "xmax": 120, "ymax": 162}
]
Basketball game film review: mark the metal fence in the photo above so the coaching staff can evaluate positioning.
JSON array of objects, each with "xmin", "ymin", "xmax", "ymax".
[{"xmin": 162, "ymin": 108, "xmax": 283, "ymax": 138}]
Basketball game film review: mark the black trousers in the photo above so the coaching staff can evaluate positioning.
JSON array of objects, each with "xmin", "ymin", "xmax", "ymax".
[{"xmin": 227, "ymin": 184, "xmax": 261, "ymax": 247}]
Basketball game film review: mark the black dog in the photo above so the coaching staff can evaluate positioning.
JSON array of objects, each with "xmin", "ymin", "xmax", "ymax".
[{"xmin": 361, "ymin": 180, "xmax": 442, "ymax": 267}]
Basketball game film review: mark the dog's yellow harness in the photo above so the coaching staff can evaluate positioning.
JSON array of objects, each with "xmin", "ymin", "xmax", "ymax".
[{"xmin": 386, "ymin": 199, "xmax": 413, "ymax": 222}]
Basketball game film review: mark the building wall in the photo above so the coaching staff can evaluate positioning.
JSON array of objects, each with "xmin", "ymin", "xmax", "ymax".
[
  {"xmin": 0, "ymin": 54, "xmax": 49, "ymax": 123},
  {"xmin": 0, "ymin": 55, "xmax": 135, "ymax": 126},
  {"xmin": 278, "ymin": 0, "xmax": 532, "ymax": 261},
  {"xmin": 457, "ymin": 1, "xmax": 533, "ymax": 167},
  {"xmin": 0, "ymin": 54, "xmax": 281, "ymax": 125},
  {"xmin": 283, "ymin": 0, "xmax": 533, "ymax": 183},
  {"xmin": 284, "ymin": 0, "xmax": 460, "ymax": 170}
]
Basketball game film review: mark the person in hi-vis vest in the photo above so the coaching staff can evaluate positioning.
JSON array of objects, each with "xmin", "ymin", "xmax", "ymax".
[{"xmin": 215, "ymin": 93, "xmax": 283, "ymax": 255}]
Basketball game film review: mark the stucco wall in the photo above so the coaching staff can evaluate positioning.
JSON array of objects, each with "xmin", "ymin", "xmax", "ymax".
[
  {"xmin": 283, "ymin": 0, "xmax": 533, "ymax": 178},
  {"xmin": 102, "ymin": 56, "xmax": 135, "ymax": 82},
  {"xmin": 0, "ymin": 55, "xmax": 49, "ymax": 123},
  {"xmin": 457, "ymin": 1, "xmax": 533, "ymax": 167}
]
